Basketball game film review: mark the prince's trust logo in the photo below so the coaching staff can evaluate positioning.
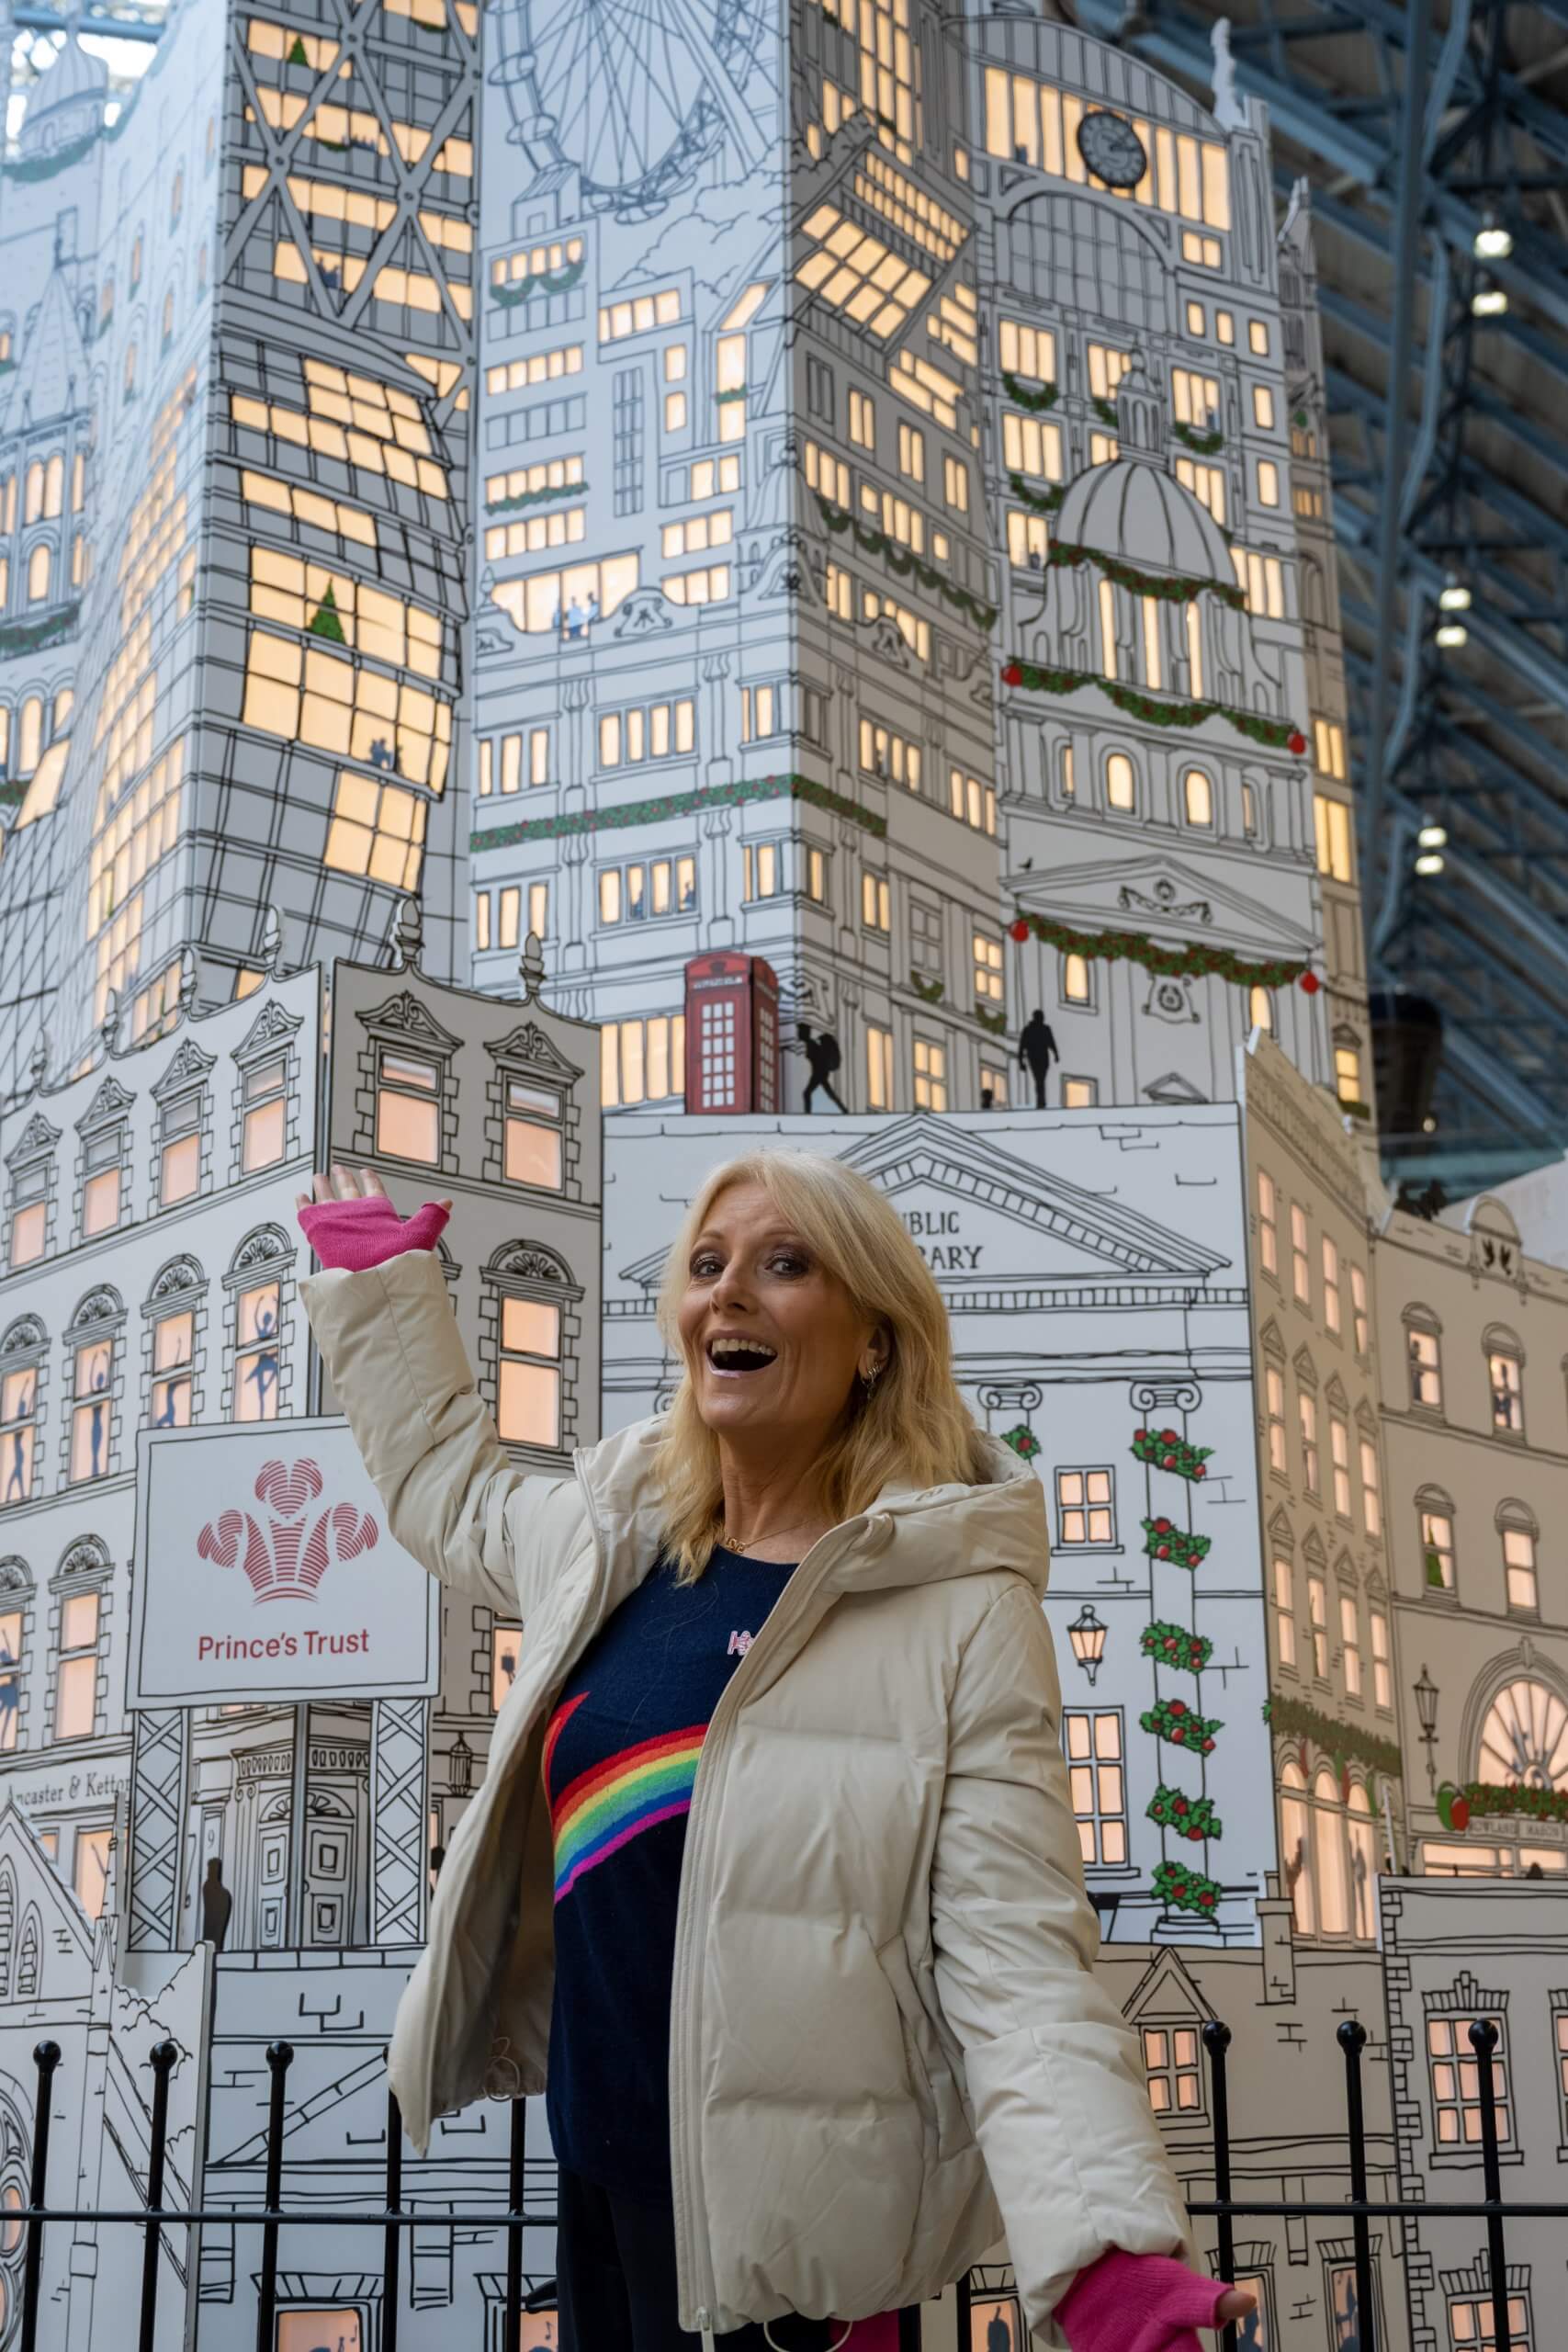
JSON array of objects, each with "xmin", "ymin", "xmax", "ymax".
[{"xmin": 194, "ymin": 1455, "xmax": 378, "ymax": 1665}]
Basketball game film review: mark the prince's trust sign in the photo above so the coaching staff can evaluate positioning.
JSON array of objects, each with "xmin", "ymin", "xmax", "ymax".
[{"xmin": 128, "ymin": 1418, "xmax": 440, "ymax": 1709}]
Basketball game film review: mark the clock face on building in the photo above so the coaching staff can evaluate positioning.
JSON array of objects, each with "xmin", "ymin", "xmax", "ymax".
[{"xmin": 1077, "ymin": 110, "xmax": 1149, "ymax": 190}]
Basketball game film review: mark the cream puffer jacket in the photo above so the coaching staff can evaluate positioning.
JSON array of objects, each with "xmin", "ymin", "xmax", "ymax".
[{"xmin": 299, "ymin": 1248, "xmax": 1194, "ymax": 2345}]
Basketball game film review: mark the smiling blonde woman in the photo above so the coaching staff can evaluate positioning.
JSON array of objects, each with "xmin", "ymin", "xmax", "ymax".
[{"xmin": 297, "ymin": 1150, "xmax": 1251, "ymax": 2352}]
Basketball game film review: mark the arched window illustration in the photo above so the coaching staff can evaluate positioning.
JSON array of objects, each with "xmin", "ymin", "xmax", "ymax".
[
  {"xmin": 52, "ymin": 1537, "xmax": 110, "ymax": 1744},
  {"xmin": 42, "ymin": 456, "xmax": 62, "ymax": 519},
  {"xmin": 1247, "ymin": 984, "xmax": 1272, "ymax": 1033},
  {"xmin": 0, "ymin": 1317, "xmax": 46, "ymax": 1509},
  {"xmin": 0, "ymin": 1561, "xmax": 29, "ymax": 1754},
  {"xmin": 1348, "ymin": 1783, "xmax": 1377, "ymax": 1939},
  {"xmin": 487, "ymin": 1242, "xmax": 580, "ymax": 1453},
  {"xmin": 17, "ymin": 698, "xmax": 41, "ymax": 775},
  {"xmin": 17, "ymin": 1910, "xmax": 39, "ymax": 1998},
  {"xmin": 26, "ymin": 546, "xmax": 51, "ymax": 605},
  {"xmin": 146, "ymin": 1256, "xmax": 204, "ymax": 1430},
  {"xmin": 1483, "ymin": 1324, "xmax": 1525, "ymax": 1437},
  {"xmin": 1280, "ymin": 1758, "xmax": 1313, "ymax": 1933},
  {"xmin": 1476, "ymin": 1677, "xmax": 1568, "ymax": 1791},
  {"xmin": 1497, "ymin": 1500, "xmax": 1539, "ymax": 1616},
  {"xmin": 23, "ymin": 464, "xmax": 43, "ymax": 526},
  {"xmin": 1183, "ymin": 768, "xmax": 1213, "ymax": 827},
  {"xmin": 1416, "ymin": 1482, "xmax": 1457, "ymax": 1596},
  {"xmin": 0, "ymin": 1867, "xmax": 14, "ymax": 1997},
  {"xmin": 1314, "ymin": 1767, "xmax": 1349, "ymax": 1936},
  {"xmin": 1105, "ymin": 752, "xmax": 1134, "ymax": 813},
  {"xmin": 1404, "ymin": 1306, "xmax": 1443, "ymax": 1413},
  {"xmin": 226, "ymin": 1228, "xmax": 289, "ymax": 1423},
  {"xmin": 63, "ymin": 1290, "xmax": 122, "ymax": 1485}
]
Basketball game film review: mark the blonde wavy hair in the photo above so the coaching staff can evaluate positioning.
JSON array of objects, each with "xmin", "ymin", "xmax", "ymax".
[{"xmin": 651, "ymin": 1148, "xmax": 993, "ymax": 1584}]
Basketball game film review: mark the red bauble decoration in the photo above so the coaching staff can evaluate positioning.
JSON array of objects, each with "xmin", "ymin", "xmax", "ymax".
[
  {"xmin": 1287, "ymin": 730, "xmax": 1307, "ymax": 754},
  {"xmin": 1201, "ymin": 1737, "xmax": 1215, "ymax": 1754},
  {"xmin": 1187, "ymin": 1827, "xmax": 1203, "ymax": 1841},
  {"xmin": 1192, "ymin": 1462, "xmax": 1206, "ymax": 1479},
  {"xmin": 1001, "ymin": 662, "xmax": 1023, "ymax": 687},
  {"xmin": 1134, "ymin": 1429, "xmax": 1148, "ymax": 1441},
  {"xmin": 1299, "ymin": 970, "xmax": 1321, "ymax": 995},
  {"xmin": 1160, "ymin": 1430, "xmax": 1179, "ymax": 1443},
  {"xmin": 1161, "ymin": 1454, "xmax": 1177, "ymax": 1469},
  {"xmin": 1009, "ymin": 918, "xmax": 1031, "ymax": 944},
  {"xmin": 1168, "ymin": 1702, "xmax": 1187, "ymax": 1715},
  {"xmin": 1450, "ymin": 1794, "xmax": 1471, "ymax": 1833},
  {"xmin": 1156, "ymin": 1544, "xmax": 1170, "ymax": 1559},
  {"xmin": 1154, "ymin": 1517, "xmax": 1172, "ymax": 1532},
  {"xmin": 1198, "ymin": 1890, "xmax": 1216, "ymax": 1906}
]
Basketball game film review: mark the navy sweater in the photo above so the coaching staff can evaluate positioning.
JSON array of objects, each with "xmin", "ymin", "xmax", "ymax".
[{"xmin": 542, "ymin": 1544, "xmax": 796, "ymax": 2199}]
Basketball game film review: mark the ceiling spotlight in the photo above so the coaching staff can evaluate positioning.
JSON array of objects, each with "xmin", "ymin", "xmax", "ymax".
[
  {"xmin": 1418, "ymin": 822, "xmax": 1448, "ymax": 849},
  {"xmin": 1435, "ymin": 619, "xmax": 1468, "ymax": 648},
  {"xmin": 1473, "ymin": 212, "xmax": 1512, "ymax": 261},
  {"xmin": 1422, "ymin": 1115, "xmax": 1438, "ymax": 1134},
  {"xmin": 1438, "ymin": 574, "xmax": 1472, "ymax": 612},
  {"xmin": 1415, "ymin": 852, "xmax": 1446, "ymax": 876},
  {"xmin": 1472, "ymin": 274, "xmax": 1508, "ymax": 317}
]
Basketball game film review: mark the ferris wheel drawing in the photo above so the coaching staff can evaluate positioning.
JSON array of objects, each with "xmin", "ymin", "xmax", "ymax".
[{"xmin": 493, "ymin": 0, "xmax": 771, "ymax": 220}]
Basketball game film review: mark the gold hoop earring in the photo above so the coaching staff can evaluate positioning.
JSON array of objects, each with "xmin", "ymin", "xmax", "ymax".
[{"xmin": 861, "ymin": 1362, "xmax": 880, "ymax": 1400}]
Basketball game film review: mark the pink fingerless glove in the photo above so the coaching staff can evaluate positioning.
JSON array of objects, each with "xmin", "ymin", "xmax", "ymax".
[
  {"xmin": 1056, "ymin": 2251, "xmax": 1230, "ymax": 2352},
  {"xmin": 297, "ymin": 1193, "xmax": 450, "ymax": 1272}
]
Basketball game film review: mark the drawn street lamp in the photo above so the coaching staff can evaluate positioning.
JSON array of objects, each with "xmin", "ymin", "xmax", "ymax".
[
  {"xmin": 1414, "ymin": 1665, "xmax": 1439, "ymax": 1792},
  {"xmin": 1068, "ymin": 1603, "xmax": 1108, "ymax": 1688}
]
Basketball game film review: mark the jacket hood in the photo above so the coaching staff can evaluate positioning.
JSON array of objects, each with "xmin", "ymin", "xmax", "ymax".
[{"xmin": 574, "ymin": 1412, "xmax": 1051, "ymax": 1600}]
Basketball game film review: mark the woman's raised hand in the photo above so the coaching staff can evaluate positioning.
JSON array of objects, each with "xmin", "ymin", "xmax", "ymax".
[{"xmin": 296, "ymin": 1164, "xmax": 454, "ymax": 1272}]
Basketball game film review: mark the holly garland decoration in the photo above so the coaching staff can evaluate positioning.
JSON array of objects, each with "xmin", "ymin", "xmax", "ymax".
[
  {"xmin": 1001, "ymin": 371, "xmax": 1061, "ymax": 413},
  {"xmin": 815, "ymin": 495, "xmax": 998, "ymax": 630},
  {"xmin": 1043, "ymin": 541, "xmax": 1247, "ymax": 613},
  {"xmin": 1149, "ymin": 1785, "xmax": 1223, "ymax": 1840},
  {"xmin": 1142, "ymin": 1515, "xmax": 1212, "ymax": 1569},
  {"xmin": 1461, "ymin": 1781, "xmax": 1568, "ymax": 1825},
  {"xmin": 999, "ymin": 1424, "xmax": 1042, "ymax": 1462},
  {"xmin": 491, "ymin": 254, "xmax": 588, "ymax": 306},
  {"xmin": 486, "ymin": 479, "xmax": 587, "ymax": 516},
  {"xmin": 471, "ymin": 773, "xmax": 886, "ymax": 857},
  {"xmin": 1000, "ymin": 659, "xmax": 1307, "ymax": 753},
  {"xmin": 1009, "ymin": 472, "xmax": 1065, "ymax": 514},
  {"xmin": 1141, "ymin": 1697, "xmax": 1221, "ymax": 1754},
  {"xmin": 1091, "ymin": 395, "xmax": 1120, "ymax": 427},
  {"xmin": 1009, "ymin": 908, "xmax": 1315, "ymax": 995},
  {"xmin": 1154, "ymin": 1859, "xmax": 1223, "ymax": 1915},
  {"xmin": 1133, "ymin": 1427, "xmax": 1213, "ymax": 1482},
  {"xmin": 1173, "ymin": 420, "xmax": 1224, "ymax": 457},
  {"xmin": 1142, "ymin": 1622, "xmax": 1213, "ymax": 1673}
]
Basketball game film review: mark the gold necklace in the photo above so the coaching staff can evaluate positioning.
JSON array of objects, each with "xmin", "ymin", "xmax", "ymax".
[{"xmin": 718, "ymin": 1514, "xmax": 819, "ymax": 1553}]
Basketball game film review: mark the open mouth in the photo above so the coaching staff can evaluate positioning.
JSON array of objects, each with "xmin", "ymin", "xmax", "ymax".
[{"xmin": 705, "ymin": 1337, "xmax": 778, "ymax": 1375}]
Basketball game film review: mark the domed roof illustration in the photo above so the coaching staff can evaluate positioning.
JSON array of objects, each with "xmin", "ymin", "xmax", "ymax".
[
  {"xmin": 17, "ymin": 12, "xmax": 110, "ymax": 159},
  {"xmin": 1055, "ymin": 354, "xmax": 1235, "ymax": 585}
]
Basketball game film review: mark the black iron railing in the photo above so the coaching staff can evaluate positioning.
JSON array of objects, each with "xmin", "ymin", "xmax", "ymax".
[{"xmin": 12, "ymin": 2018, "xmax": 1563, "ymax": 2352}]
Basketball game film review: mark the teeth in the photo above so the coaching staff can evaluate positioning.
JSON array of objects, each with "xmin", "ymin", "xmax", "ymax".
[{"xmin": 710, "ymin": 1339, "xmax": 777, "ymax": 1363}]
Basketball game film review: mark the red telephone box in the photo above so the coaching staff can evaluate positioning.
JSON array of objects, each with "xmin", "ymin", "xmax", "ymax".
[{"xmin": 683, "ymin": 953, "xmax": 781, "ymax": 1113}]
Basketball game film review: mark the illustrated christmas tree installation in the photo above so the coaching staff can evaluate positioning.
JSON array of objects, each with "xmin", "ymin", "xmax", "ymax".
[{"xmin": 1134, "ymin": 1421, "xmax": 1225, "ymax": 1917}]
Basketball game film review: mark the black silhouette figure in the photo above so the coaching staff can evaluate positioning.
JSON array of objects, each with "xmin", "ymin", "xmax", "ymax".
[
  {"xmin": 430, "ymin": 1843, "xmax": 446, "ymax": 1890},
  {"xmin": 980, "ymin": 1086, "xmax": 995, "ymax": 1110},
  {"xmin": 200, "ymin": 1859, "xmax": 232, "ymax": 1953},
  {"xmin": 1018, "ymin": 1011, "xmax": 1059, "ymax": 1109},
  {"xmin": 1284, "ymin": 1835, "xmax": 1306, "ymax": 1908},
  {"xmin": 1237, "ymin": 2306, "xmax": 1262, "ymax": 2351},
  {"xmin": 987, "ymin": 2307, "xmax": 1013, "ymax": 2352},
  {"xmin": 1334, "ymin": 2278, "xmax": 1360, "ymax": 2352},
  {"xmin": 797, "ymin": 1023, "xmax": 846, "ymax": 1114},
  {"xmin": 1526, "ymin": 1860, "xmax": 1545, "ymax": 1879}
]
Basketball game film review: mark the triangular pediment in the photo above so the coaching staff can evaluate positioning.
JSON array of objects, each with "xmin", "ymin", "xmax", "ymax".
[
  {"xmin": 1122, "ymin": 1943, "xmax": 1209, "ymax": 2026},
  {"xmin": 1143, "ymin": 1070, "xmax": 1207, "ymax": 1105},
  {"xmin": 5, "ymin": 1112, "xmax": 60, "ymax": 1166},
  {"xmin": 151, "ymin": 1038, "xmax": 217, "ymax": 1102},
  {"xmin": 76, "ymin": 1075, "xmax": 136, "ymax": 1133},
  {"xmin": 1015, "ymin": 852, "xmax": 1316, "ymax": 955},
  {"xmin": 0, "ymin": 1797, "xmax": 96, "ymax": 1964},
  {"xmin": 484, "ymin": 1020, "xmax": 583, "ymax": 1088},
  {"xmin": 354, "ymin": 989, "xmax": 462, "ymax": 1057},
  {"xmin": 234, "ymin": 997, "xmax": 303, "ymax": 1064},
  {"xmin": 835, "ymin": 1114, "xmax": 1228, "ymax": 1280}
]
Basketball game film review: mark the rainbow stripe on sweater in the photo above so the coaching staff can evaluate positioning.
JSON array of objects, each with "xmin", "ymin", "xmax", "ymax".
[{"xmin": 544, "ymin": 1690, "xmax": 709, "ymax": 1903}]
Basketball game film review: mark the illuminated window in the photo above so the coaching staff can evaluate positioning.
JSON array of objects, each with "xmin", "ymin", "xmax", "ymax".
[
  {"xmin": 233, "ymin": 1278, "xmax": 281, "ymax": 1423},
  {"xmin": 1062, "ymin": 1076, "xmax": 1098, "ymax": 1109},
  {"xmin": 599, "ymin": 855, "xmax": 694, "ymax": 925},
  {"xmin": 241, "ymin": 1056, "xmax": 288, "ymax": 1173},
  {"xmin": 1314, "ymin": 793, "xmax": 1352, "ymax": 881},
  {"xmin": 795, "ymin": 204, "xmax": 932, "ymax": 343},
  {"xmin": 17, "ymin": 698, "xmax": 39, "ymax": 775},
  {"xmin": 1065, "ymin": 1710, "xmax": 1127, "ymax": 1867},
  {"xmin": 1001, "ymin": 412, "xmax": 1064, "ymax": 481},
  {"xmin": 1329, "ymin": 1414, "xmax": 1351, "ymax": 1521},
  {"xmin": 1449, "ymin": 2292, "xmax": 1532, "ymax": 2352},
  {"xmin": 597, "ymin": 287, "xmax": 681, "ymax": 342},
  {"xmin": 1088, "ymin": 345, "xmax": 1133, "ymax": 402},
  {"xmin": 73, "ymin": 1827, "xmax": 112, "ymax": 1922},
  {"xmin": 159, "ymin": 1093, "xmax": 203, "ymax": 1209},
  {"xmin": 739, "ymin": 684, "xmax": 781, "ymax": 743},
  {"xmin": 1337, "ymin": 1590, "xmax": 1362, "ymax": 1698},
  {"xmin": 600, "ymin": 1015, "xmax": 684, "ymax": 1107},
  {"xmin": 943, "ymin": 454, "xmax": 969, "ymax": 512},
  {"xmin": 1427, "ymin": 2010, "xmax": 1511, "ymax": 2150},
  {"xmin": 82, "ymin": 1127, "xmax": 125, "ymax": 1239},
  {"xmin": 1359, "ymin": 1435, "xmax": 1381, "ymax": 1537},
  {"xmin": 0, "ymin": 1603, "xmax": 23, "ymax": 1752},
  {"xmin": 897, "ymin": 422, "xmax": 925, "ymax": 483},
  {"xmin": 498, "ymin": 888, "xmax": 520, "ymax": 950},
  {"xmin": 949, "ymin": 768, "xmax": 996, "ymax": 835},
  {"xmin": 1183, "ymin": 769, "xmax": 1213, "ymax": 827},
  {"xmin": 912, "ymin": 1038, "xmax": 946, "ymax": 1112},
  {"xmin": 1249, "ymin": 985, "xmax": 1272, "ymax": 1033},
  {"xmin": 1501, "ymin": 1514, "xmax": 1538, "ymax": 1613},
  {"xmin": 1488, "ymin": 1341, "xmax": 1524, "ymax": 1435},
  {"xmin": 474, "ymin": 891, "xmax": 491, "ymax": 952},
  {"xmin": 862, "ymin": 870, "xmax": 890, "ymax": 933},
  {"xmin": 241, "ymin": 471, "xmax": 378, "ymax": 549},
  {"xmin": 1056, "ymin": 1468, "xmax": 1113, "ymax": 1546},
  {"xmin": 7, "ymin": 1160, "xmax": 48, "ymax": 1272},
  {"xmin": 1257, "ymin": 1169, "xmax": 1279, "ymax": 1275},
  {"xmin": 1265, "ymin": 1364, "xmax": 1287, "ymax": 1474},
  {"xmin": 1062, "ymin": 954, "xmax": 1091, "ymax": 1005},
  {"xmin": 1248, "ymin": 320, "xmax": 1270, "ymax": 356},
  {"xmin": 973, "ymin": 931, "xmax": 1004, "ymax": 1007},
  {"xmin": 485, "ymin": 343, "xmax": 583, "ymax": 395},
  {"xmin": 1269, "ymin": 1557, "xmax": 1297, "ymax": 1670},
  {"xmin": 660, "ymin": 509, "xmax": 733, "ymax": 560},
  {"xmin": 1290, "ymin": 1203, "xmax": 1310, "ymax": 1305},
  {"xmin": 489, "ymin": 556, "xmax": 639, "ymax": 638},
  {"xmin": 322, "ymin": 771, "xmax": 428, "ymax": 891},
  {"xmin": 1257, "ymin": 459, "xmax": 1280, "ymax": 507},
  {"xmin": 1172, "ymin": 369, "xmax": 1220, "ymax": 430},
  {"xmin": 1142, "ymin": 2024, "xmax": 1203, "ymax": 2116},
  {"xmin": 859, "ymin": 718, "xmax": 921, "ymax": 791},
  {"xmin": 1365, "ymin": 1609, "xmax": 1391, "ymax": 1712},
  {"xmin": 491, "ymin": 1623, "xmax": 522, "ymax": 1713},
  {"xmin": 804, "ymin": 441, "xmax": 851, "ymax": 506},
  {"xmin": 1299, "ymin": 1389, "xmax": 1318, "ymax": 1493},
  {"xmin": 852, "ymin": 391, "xmax": 878, "ymax": 450},
  {"xmin": 1099, "ymin": 580, "xmax": 1119, "ymax": 681},
  {"xmin": 1252, "ymin": 383, "xmax": 1274, "ymax": 430},
  {"xmin": 1307, "ymin": 1573, "xmax": 1329, "ymax": 1679},
  {"xmin": 741, "ymin": 842, "xmax": 780, "ymax": 901},
  {"xmin": 26, "ymin": 545, "xmax": 51, "ymax": 604},
  {"xmin": 151, "ymin": 1308, "xmax": 194, "ymax": 1429},
  {"xmin": 662, "ymin": 563, "xmax": 731, "ymax": 606},
  {"xmin": 1314, "ymin": 718, "xmax": 1347, "ymax": 779},
  {"xmin": 1106, "ymin": 753, "xmax": 1134, "ymax": 812},
  {"xmin": 1420, "ymin": 1498, "xmax": 1456, "ymax": 1594},
  {"xmin": 1175, "ymin": 457, "xmax": 1225, "ymax": 526},
  {"xmin": 1406, "ymin": 1319, "xmax": 1443, "ymax": 1411},
  {"xmin": 599, "ymin": 699, "xmax": 694, "ymax": 768},
  {"xmin": 1350, "ymin": 1263, "xmax": 1369, "ymax": 1355},
  {"xmin": 54, "ymin": 1590, "xmax": 101, "ymax": 1738},
  {"xmin": 998, "ymin": 318, "xmax": 1055, "ymax": 380},
  {"xmin": 866, "ymin": 1024, "xmax": 894, "ymax": 1111},
  {"xmin": 248, "ymin": 549, "xmax": 442, "ymax": 678},
  {"xmin": 1322, "ymin": 1235, "xmax": 1341, "ymax": 1333},
  {"xmin": 502, "ymin": 1079, "xmax": 564, "ymax": 1191},
  {"xmin": 0, "ymin": 1365, "xmax": 39, "ymax": 1506},
  {"xmin": 69, "ymin": 1341, "xmax": 114, "ymax": 1484},
  {"xmin": 1334, "ymin": 1046, "xmax": 1362, "ymax": 1106},
  {"xmin": 376, "ymin": 1047, "xmax": 441, "ymax": 1163}
]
